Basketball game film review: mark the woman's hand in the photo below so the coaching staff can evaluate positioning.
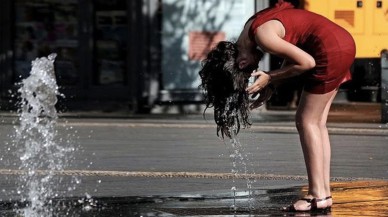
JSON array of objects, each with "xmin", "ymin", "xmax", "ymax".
[
  {"xmin": 246, "ymin": 69, "xmax": 271, "ymax": 95},
  {"xmin": 249, "ymin": 86, "xmax": 273, "ymax": 110}
]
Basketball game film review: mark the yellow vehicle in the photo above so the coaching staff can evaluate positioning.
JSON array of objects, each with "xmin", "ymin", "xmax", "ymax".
[
  {"xmin": 302, "ymin": 0, "xmax": 387, "ymax": 102},
  {"xmin": 268, "ymin": 0, "xmax": 387, "ymax": 107},
  {"xmin": 304, "ymin": 0, "xmax": 388, "ymax": 58}
]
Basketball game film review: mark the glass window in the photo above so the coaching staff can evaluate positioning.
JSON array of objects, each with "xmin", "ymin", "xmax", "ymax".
[
  {"xmin": 94, "ymin": 0, "xmax": 127, "ymax": 86},
  {"xmin": 14, "ymin": 0, "xmax": 79, "ymax": 86}
]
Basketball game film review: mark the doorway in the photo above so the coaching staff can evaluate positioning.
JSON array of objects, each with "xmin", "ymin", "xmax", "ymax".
[{"xmin": 12, "ymin": 0, "xmax": 136, "ymax": 111}]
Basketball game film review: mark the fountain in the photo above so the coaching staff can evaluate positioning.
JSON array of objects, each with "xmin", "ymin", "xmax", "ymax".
[
  {"xmin": 12, "ymin": 54, "xmax": 77, "ymax": 216},
  {"xmin": 224, "ymin": 131, "xmax": 257, "ymax": 212},
  {"xmin": 221, "ymin": 95, "xmax": 257, "ymax": 212}
]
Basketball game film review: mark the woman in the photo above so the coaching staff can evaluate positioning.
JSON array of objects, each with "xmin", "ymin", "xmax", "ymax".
[{"xmin": 199, "ymin": 0, "xmax": 356, "ymax": 212}]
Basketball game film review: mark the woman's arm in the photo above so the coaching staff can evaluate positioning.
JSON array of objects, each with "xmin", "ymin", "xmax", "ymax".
[
  {"xmin": 257, "ymin": 20, "xmax": 315, "ymax": 80},
  {"xmin": 246, "ymin": 20, "xmax": 315, "ymax": 95}
]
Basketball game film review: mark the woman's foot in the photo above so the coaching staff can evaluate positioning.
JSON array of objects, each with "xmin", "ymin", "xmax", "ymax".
[
  {"xmin": 282, "ymin": 195, "xmax": 332, "ymax": 212},
  {"xmin": 325, "ymin": 195, "xmax": 333, "ymax": 207}
]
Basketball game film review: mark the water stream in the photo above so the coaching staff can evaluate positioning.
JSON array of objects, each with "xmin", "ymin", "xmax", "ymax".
[
  {"xmin": 225, "ymin": 132, "xmax": 257, "ymax": 212},
  {"xmin": 222, "ymin": 96, "xmax": 257, "ymax": 212},
  {"xmin": 12, "ymin": 54, "xmax": 77, "ymax": 216}
]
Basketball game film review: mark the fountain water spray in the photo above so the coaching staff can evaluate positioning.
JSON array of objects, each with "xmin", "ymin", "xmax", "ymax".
[
  {"xmin": 227, "ymin": 131, "xmax": 256, "ymax": 212},
  {"xmin": 13, "ymin": 54, "xmax": 76, "ymax": 216},
  {"xmin": 222, "ymin": 95, "xmax": 257, "ymax": 211}
]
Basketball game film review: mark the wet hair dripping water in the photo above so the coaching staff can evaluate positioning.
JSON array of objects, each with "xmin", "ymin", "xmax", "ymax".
[{"xmin": 199, "ymin": 41, "xmax": 252, "ymax": 138}]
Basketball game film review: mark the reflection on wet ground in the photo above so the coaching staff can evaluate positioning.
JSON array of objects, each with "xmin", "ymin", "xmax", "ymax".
[
  {"xmin": 0, "ymin": 180, "xmax": 386, "ymax": 216},
  {"xmin": 331, "ymin": 181, "xmax": 388, "ymax": 217}
]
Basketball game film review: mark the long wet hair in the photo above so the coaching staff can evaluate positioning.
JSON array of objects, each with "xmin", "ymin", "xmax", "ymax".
[{"xmin": 198, "ymin": 41, "xmax": 252, "ymax": 138}]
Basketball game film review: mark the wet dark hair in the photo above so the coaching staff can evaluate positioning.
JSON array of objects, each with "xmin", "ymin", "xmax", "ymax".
[{"xmin": 198, "ymin": 41, "xmax": 251, "ymax": 138}]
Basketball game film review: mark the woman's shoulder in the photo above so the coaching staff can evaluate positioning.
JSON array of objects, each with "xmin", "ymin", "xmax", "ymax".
[{"xmin": 248, "ymin": 2, "xmax": 296, "ymax": 40}]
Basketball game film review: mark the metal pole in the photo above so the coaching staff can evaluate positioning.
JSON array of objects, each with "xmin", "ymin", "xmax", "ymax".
[
  {"xmin": 381, "ymin": 49, "xmax": 388, "ymax": 123},
  {"xmin": 255, "ymin": 0, "xmax": 270, "ymax": 72}
]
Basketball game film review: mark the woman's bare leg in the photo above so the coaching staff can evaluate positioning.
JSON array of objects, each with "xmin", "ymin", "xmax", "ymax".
[
  {"xmin": 320, "ymin": 89, "xmax": 338, "ymax": 207},
  {"xmin": 291, "ymin": 88, "xmax": 338, "ymax": 210}
]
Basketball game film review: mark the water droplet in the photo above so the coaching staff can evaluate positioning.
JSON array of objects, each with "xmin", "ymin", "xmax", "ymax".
[{"xmin": 83, "ymin": 205, "xmax": 92, "ymax": 211}]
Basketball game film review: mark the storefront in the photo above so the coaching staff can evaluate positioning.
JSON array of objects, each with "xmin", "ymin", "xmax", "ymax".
[
  {"xmin": 1, "ymin": 0, "xmax": 161, "ymax": 111},
  {"xmin": 1, "ymin": 0, "xmax": 269, "ymax": 112}
]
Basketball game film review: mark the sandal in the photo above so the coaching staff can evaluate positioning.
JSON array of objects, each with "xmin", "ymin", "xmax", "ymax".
[
  {"xmin": 282, "ymin": 196, "xmax": 332, "ymax": 213},
  {"xmin": 322, "ymin": 195, "xmax": 333, "ymax": 209},
  {"xmin": 311, "ymin": 196, "xmax": 332, "ymax": 212}
]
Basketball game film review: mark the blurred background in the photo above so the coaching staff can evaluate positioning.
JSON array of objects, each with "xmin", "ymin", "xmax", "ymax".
[{"xmin": 0, "ymin": 0, "xmax": 387, "ymax": 117}]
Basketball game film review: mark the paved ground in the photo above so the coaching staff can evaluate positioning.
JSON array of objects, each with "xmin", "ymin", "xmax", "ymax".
[{"xmin": 0, "ymin": 102, "xmax": 387, "ymax": 216}]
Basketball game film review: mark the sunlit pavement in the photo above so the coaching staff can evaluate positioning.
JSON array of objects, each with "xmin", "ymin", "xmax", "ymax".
[
  {"xmin": 71, "ymin": 180, "xmax": 388, "ymax": 216},
  {"xmin": 330, "ymin": 180, "xmax": 388, "ymax": 217},
  {"xmin": 2, "ymin": 178, "xmax": 386, "ymax": 216},
  {"xmin": 134, "ymin": 180, "xmax": 388, "ymax": 216},
  {"xmin": 96, "ymin": 180, "xmax": 388, "ymax": 216},
  {"xmin": 0, "ymin": 102, "xmax": 387, "ymax": 216}
]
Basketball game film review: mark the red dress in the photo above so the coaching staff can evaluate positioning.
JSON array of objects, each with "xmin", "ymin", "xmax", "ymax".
[{"xmin": 248, "ymin": 1, "xmax": 356, "ymax": 94}]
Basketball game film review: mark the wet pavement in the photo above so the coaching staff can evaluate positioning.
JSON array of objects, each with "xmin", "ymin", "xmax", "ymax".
[
  {"xmin": 0, "ymin": 180, "xmax": 387, "ymax": 216},
  {"xmin": 0, "ymin": 102, "xmax": 387, "ymax": 216}
]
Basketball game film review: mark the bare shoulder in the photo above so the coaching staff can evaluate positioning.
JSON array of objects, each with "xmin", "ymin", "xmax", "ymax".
[
  {"xmin": 256, "ymin": 20, "xmax": 285, "ymax": 39},
  {"xmin": 253, "ymin": 20, "xmax": 315, "ymax": 70}
]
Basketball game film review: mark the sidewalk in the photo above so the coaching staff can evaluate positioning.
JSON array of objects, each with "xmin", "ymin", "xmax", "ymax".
[
  {"xmin": 149, "ymin": 101, "xmax": 383, "ymax": 123},
  {"xmin": 0, "ymin": 102, "xmax": 387, "ymax": 216}
]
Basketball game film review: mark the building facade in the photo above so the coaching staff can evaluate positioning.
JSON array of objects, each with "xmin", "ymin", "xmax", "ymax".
[
  {"xmin": 0, "ymin": 0, "xmax": 162, "ymax": 112},
  {"xmin": 0, "ymin": 0, "xmax": 384, "ymax": 113}
]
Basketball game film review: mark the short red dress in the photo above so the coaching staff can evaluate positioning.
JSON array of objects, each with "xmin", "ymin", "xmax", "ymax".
[{"xmin": 248, "ymin": 1, "xmax": 356, "ymax": 94}]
